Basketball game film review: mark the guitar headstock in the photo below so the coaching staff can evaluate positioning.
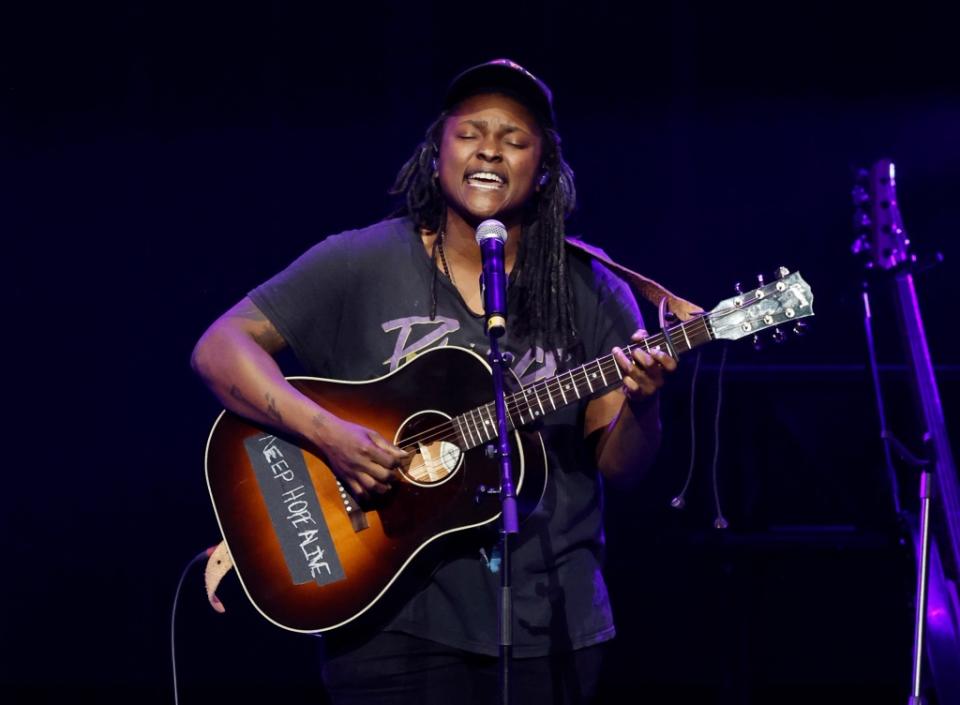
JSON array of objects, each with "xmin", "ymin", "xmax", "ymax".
[
  {"xmin": 851, "ymin": 159, "xmax": 911, "ymax": 270},
  {"xmin": 707, "ymin": 269, "xmax": 815, "ymax": 343}
]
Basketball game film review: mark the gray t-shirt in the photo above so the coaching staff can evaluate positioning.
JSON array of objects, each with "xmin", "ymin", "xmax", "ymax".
[{"xmin": 249, "ymin": 217, "xmax": 643, "ymax": 657}]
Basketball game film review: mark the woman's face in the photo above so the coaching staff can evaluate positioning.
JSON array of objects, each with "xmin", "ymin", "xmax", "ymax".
[{"xmin": 436, "ymin": 92, "xmax": 544, "ymax": 230}]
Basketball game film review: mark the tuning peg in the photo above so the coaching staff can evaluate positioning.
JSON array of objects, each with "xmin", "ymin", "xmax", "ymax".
[
  {"xmin": 756, "ymin": 274, "xmax": 765, "ymax": 287},
  {"xmin": 752, "ymin": 334, "xmax": 763, "ymax": 351},
  {"xmin": 853, "ymin": 209, "xmax": 872, "ymax": 232},
  {"xmin": 792, "ymin": 321, "xmax": 808, "ymax": 337},
  {"xmin": 777, "ymin": 266, "xmax": 790, "ymax": 279},
  {"xmin": 851, "ymin": 234, "xmax": 871, "ymax": 254},
  {"xmin": 734, "ymin": 281, "xmax": 743, "ymax": 294},
  {"xmin": 772, "ymin": 328, "xmax": 787, "ymax": 344},
  {"xmin": 851, "ymin": 184, "xmax": 869, "ymax": 207}
]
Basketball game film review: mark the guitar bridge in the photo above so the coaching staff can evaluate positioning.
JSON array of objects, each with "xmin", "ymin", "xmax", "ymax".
[{"xmin": 335, "ymin": 478, "xmax": 370, "ymax": 532}]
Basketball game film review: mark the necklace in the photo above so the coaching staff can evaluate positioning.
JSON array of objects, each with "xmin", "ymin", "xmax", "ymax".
[{"xmin": 436, "ymin": 230, "xmax": 456, "ymax": 286}]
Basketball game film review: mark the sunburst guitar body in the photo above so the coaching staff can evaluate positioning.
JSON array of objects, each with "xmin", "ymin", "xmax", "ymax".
[{"xmin": 205, "ymin": 272, "xmax": 814, "ymax": 633}]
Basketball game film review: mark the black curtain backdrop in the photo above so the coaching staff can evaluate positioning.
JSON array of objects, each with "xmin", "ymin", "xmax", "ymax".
[{"xmin": 4, "ymin": 2, "xmax": 959, "ymax": 703}]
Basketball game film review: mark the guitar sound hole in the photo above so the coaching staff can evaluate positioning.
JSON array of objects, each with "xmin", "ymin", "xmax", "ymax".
[{"xmin": 396, "ymin": 410, "xmax": 463, "ymax": 486}]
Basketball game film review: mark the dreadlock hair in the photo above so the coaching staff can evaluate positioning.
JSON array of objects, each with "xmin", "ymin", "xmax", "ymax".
[{"xmin": 390, "ymin": 107, "xmax": 579, "ymax": 354}]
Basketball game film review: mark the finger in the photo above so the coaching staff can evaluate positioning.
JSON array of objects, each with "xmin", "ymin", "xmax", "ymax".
[
  {"xmin": 638, "ymin": 360, "xmax": 667, "ymax": 390},
  {"xmin": 363, "ymin": 442, "xmax": 403, "ymax": 475},
  {"xmin": 370, "ymin": 433, "xmax": 410, "ymax": 462},
  {"xmin": 360, "ymin": 457, "xmax": 395, "ymax": 483},
  {"xmin": 651, "ymin": 348, "xmax": 678, "ymax": 372},
  {"xmin": 612, "ymin": 346, "xmax": 634, "ymax": 374},
  {"xmin": 623, "ymin": 381, "xmax": 658, "ymax": 404},
  {"xmin": 631, "ymin": 347, "xmax": 655, "ymax": 368},
  {"xmin": 623, "ymin": 375, "xmax": 659, "ymax": 403},
  {"xmin": 629, "ymin": 328, "xmax": 649, "ymax": 342},
  {"xmin": 358, "ymin": 471, "xmax": 391, "ymax": 495},
  {"xmin": 346, "ymin": 477, "xmax": 369, "ymax": 501}
]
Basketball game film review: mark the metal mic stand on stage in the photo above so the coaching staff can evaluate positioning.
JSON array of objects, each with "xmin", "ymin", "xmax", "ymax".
[
  {"xmin": 475, "ymin": 219, "xmax": 519, "ymax": 705},
  {"xmin": 488, "ymin": 333, "xmax": 519, "ymax": 705},
  {"xmin": 853, "ymin": 160, "xmax": 960, "ymax": 705}
]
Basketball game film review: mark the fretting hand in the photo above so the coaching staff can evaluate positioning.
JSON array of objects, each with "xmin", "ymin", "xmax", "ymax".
[{"xmin": 612, "ymin": 329, "xmax": 678, "ymax": 406}]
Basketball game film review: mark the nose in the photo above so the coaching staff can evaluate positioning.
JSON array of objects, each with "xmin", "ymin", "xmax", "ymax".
[{"xmin": 477, "ymin": 135, "xmax": 501, "ymax": 162}]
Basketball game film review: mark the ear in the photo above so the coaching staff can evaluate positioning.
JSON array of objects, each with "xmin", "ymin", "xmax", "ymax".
[{"xmin": 536, "ymin": 170, "xmax": 550, "ymax": 190}]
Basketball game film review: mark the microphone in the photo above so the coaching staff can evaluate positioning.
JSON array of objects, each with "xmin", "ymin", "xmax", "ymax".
[{"xmin": 475, "ymin": 219, "xmax": 509, "ymax": 337}]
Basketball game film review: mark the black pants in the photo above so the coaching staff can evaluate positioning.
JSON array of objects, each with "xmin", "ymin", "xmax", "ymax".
[{"xmin": 321, "ymin": 631, "xmax": 605, "ymax": 705}]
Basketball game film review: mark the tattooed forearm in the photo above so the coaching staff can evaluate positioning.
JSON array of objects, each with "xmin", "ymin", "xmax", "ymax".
[
  {"xmin": 230, "ymin": 385, "xmax": 247, "ymax": 402},
  {"xmin": 229, "ymin": 384, "xmax": 258, "ymax": 410},
  {"xmin": 265, "ymin": 393, "xmax": 283, "ymax": 423}
]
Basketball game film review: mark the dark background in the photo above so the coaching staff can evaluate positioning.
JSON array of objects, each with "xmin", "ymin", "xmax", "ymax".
[{"xmin": 4, "ymin": 1, "xmax": 959, "ymax": 703}]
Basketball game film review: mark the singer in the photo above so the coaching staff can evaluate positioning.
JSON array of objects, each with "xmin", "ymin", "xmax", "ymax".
[{"xmin": 192, "ymin": 59, "xmax": 677, "ymax": 704}]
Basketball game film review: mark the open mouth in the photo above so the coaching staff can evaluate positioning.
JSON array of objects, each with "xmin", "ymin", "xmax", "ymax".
[{"xmin": 465, "ymin": 171, "xmax": 507, "ymax": 190}]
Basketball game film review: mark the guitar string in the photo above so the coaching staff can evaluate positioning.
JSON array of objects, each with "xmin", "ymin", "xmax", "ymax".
[
  {"xmin": 399, "ymin": 296, "xmax": 803, "ymax": 454},
  {"xmin": 394, "ymin": 317, "xmax": 716, "ymax": 454},
  {"xmin": 400, "ymin": 300, "xmax": 807, "ymax": 479},
  {"xmin": 396, "ymin": 318, "xmax": 716, "ymax": 452},
  {"xmin": 395, "ymin": 321, "xmax": 710, "ymax": 451},
  {"xmin": 397, "ymin": 296, "xmax": 808, "ymax": 461}
]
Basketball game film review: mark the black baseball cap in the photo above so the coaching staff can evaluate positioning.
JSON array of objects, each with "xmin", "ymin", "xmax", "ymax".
[{"xmin": 444, "ymin": 59, "xmax": 556, "ymax": 129}]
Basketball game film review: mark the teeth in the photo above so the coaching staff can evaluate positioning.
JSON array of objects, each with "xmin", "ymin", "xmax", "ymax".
[{"xmin": 467, "ymin": 172, "xmax": 505, "ymax": 184}]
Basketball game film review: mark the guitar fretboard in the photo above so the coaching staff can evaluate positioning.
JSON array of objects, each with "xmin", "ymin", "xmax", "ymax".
[{"xmin": 451, "ymin": 315, "xmax": 714, "ymax": 450}]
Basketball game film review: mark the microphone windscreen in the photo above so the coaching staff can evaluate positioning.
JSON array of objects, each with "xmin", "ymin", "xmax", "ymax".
[{"xmin": 475, "ymin": 219, "xmax": 508, "ymax": 245}]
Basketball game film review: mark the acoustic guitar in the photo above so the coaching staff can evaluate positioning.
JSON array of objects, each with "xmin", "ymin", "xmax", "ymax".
[{"xmin": 205, "ymin": 270, "xmax": 814, "ymax": 633}]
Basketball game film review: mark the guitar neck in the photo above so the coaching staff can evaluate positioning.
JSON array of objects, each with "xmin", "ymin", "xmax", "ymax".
[{"xmin": 453, "ymin": 316, "xmax": 715, "ymax": 450}]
